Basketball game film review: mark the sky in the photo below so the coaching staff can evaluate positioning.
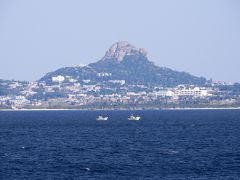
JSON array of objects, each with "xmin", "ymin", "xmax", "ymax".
[{"xmin": 0, "ymin": 0, "xmax": 240, "ymax": 83}]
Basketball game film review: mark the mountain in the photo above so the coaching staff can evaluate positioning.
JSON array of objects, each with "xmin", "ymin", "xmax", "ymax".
[{"xmin": 40, "ymin": 41, "xmax": 206, "ymax": 87}]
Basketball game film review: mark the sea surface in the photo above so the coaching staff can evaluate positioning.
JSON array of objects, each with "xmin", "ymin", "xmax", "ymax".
[{"xmin": 0, "ymin": 110, "xmax": 240, "ymax": 180}]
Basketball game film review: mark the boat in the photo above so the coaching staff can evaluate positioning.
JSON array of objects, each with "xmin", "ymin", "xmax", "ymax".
[
  {"xmin": 96, "ymin": 116, "xmax": 108, "ymax": 121},
  {"xmin": 128, "ymin": 114, "xmax": 141, "ymax": 121}
]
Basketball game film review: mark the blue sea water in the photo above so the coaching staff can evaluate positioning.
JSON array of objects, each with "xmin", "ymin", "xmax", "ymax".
[{"xmin": 0, "ymin": 110, "xmax": 240, "ymax": 180}]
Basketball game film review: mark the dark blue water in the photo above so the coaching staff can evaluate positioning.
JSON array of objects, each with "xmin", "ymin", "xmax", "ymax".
[{"xmin": 0, "ymin": 110, "xmax": 240, "ymax": 180}]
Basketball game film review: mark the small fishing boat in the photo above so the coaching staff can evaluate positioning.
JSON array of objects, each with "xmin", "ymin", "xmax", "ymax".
[
  {"xmin": 96, "ymin": 116, "xmax": 108, "ymax": 121},
  {"xmin": 128, "ymin": 114, "xmax": 141, "ymax": 121}
]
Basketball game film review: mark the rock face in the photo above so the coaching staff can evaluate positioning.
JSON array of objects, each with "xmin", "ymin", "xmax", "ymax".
[
  {"xmin": 40, "ymin": 41, "xmax": 207, "ymax": 87},
  {"xmin": 101, "ymin": 41, "xmax": 148, "ymax": 63}
]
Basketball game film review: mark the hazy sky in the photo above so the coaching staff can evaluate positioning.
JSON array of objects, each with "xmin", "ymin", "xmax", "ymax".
[{"xmin": 0, "ymin": 0, "xmax": 240, "ymax": 82}]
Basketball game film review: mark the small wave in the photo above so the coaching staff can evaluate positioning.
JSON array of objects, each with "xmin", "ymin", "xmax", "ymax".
[
  {"xmin": 85, "ymin": 167, "xmax": 90, "ymax": 171},
  {"xmin": 169, "ymin": 150, "xmax": 179, "ymax": 154}
]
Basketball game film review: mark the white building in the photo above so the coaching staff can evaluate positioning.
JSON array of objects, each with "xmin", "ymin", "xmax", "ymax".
[
  {"xmin": 155, "ymin": 90, "xmax": 174, "ymax": 97},
  {"xmin": 52, "ymin": 76, "xmax": 65, "ymax": 83},
  {"xmin": 69, "ymin": 78, "xmax": 78, "ymax": 83},
  {"xmin": 97, "ymin": 72, "xmax": 112, "ymax": 77},
  {"xmin": 175, "ymin": 87, "xmax": 208, "ymax": 97},
  {"xmin": 108, "ymin": 80, "xmax": 126, "ymax": 85},
  {"xmin": 10, "ymin": 96, "xmax": 30, "ymax": 106},
  {"xmin": 83, "ymin": 79, "xmax": 91, "ymax": 83}
]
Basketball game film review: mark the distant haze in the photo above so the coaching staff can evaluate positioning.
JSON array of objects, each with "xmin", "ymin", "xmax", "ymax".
[{"xmin": 0, "ymin": 0, "xmax": 240, "ymax": 83}]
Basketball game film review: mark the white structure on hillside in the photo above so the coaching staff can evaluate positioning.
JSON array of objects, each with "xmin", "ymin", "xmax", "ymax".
[
  {"xmin": 52, "ymin": 76, "xmax": 65, "ymax": 83},
  {"xmin": 83, "ymin": 79, "xmax": 91, "ymax": 83},
  {"xmin": 175, "ymin": 87, "xmax": 208, "ymax": 97},
  {"xmin": 108, "ymin": 80, "xmax": 125, "ymax": 85},
  {"xmin": 97, "ymin": 72, "xmax": 112, "ymax": 77},
  {"xmin": 155, "ymin": 90, "xmax": 174, "ymax": 97}
]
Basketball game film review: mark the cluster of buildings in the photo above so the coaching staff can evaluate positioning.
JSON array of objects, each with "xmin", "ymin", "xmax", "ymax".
[{"xmin": 0, "ymin": 76, "xmax": 239, "ymax": 109}]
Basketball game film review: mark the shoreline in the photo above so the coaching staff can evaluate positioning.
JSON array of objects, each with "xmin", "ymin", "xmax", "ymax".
[{"xmin": 1, "ymin": 107, "xmax": 240, "ymax": 111}]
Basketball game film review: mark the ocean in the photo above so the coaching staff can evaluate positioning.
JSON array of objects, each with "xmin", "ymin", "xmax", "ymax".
[{"xmin": 0, "ymin": 110, "xmax": 240, "ymax": 179}]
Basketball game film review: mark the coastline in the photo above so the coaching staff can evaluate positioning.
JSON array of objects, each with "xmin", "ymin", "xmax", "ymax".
[{"xmin": 1, "ymin": 107, "xmax": 240, "ymax": 111}]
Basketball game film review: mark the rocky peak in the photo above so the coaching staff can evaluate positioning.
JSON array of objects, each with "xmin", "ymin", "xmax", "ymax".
[{"xmin": 101, "ymin": 41, "xmax": 148, "ymax": 62}]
